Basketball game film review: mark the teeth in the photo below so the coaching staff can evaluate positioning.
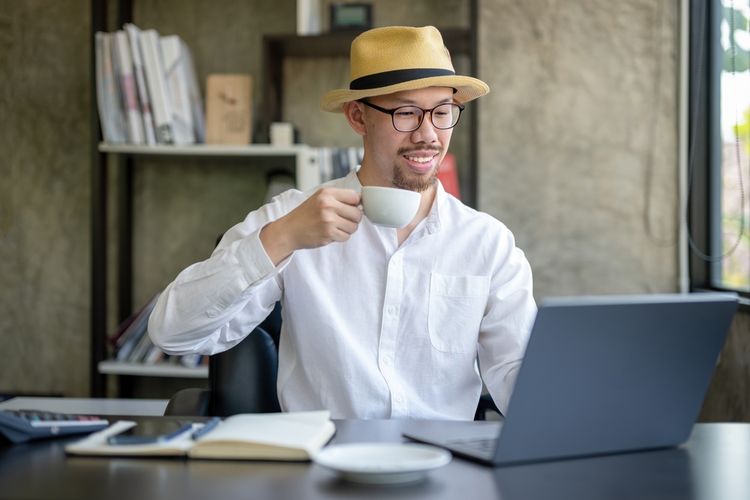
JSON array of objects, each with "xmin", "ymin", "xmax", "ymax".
[{"xmin": 405, "ymin": 155, "xmax": 433, "ymax": 163}]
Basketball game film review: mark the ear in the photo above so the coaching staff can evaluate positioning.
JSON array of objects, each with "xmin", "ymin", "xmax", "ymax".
[{"xmin": 343, "ymin": 101, "xmax": 367, "ymax": 137}]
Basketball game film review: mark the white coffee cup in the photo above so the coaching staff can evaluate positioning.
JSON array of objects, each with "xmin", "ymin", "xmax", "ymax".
[{"xmin": 360, "ymin": 186, "xmax": 421, "ymax": 228}]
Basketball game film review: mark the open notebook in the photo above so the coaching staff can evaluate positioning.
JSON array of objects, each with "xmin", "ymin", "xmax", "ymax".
[{"xmin": 65, "ymin": 411, "xmax": 335, "ymax": 461}]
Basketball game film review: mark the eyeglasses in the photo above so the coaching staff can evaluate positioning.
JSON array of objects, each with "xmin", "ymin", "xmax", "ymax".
[{"xmin": 358, "ymin": 100, "xmax": 465, "ymax": 132}]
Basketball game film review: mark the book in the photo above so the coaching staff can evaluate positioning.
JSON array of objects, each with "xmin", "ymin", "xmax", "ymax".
[
  {"xmin": 317, "ymin": 147, "xmax": 333, "ymax": 183},
  {"xmin": 179, "ymin": 352, "xmax": 203, "ymax": 368},
  {"xmin": 160, "ymin": 35, "xmax": 195, "ymax": 144},
  {"xmin": 65, "ymin": 411, "xmax": 336, "ymax": 461},
  {"xmin": 124, "ymin": 23, "xmax": 157, "ymax": 145},
  {"xmin": 142, "ymin": 344, "xmax": 165, "ymax": 364},
  {"xmin": 113, "ymin": 294, "xmax": 160, "ymax": 362},
  {"xmin": 95, "ymin": 32, "xmax": 126, "ymax": 143},
  {"xmin": 127, "ymin": 322, "xmax": 156, "ymax": 363},
  {"xmin": 139, "ymin": 29, "xmax": 174, "ymax": 144},
  {"xmin": 112, "ymin": 30, "xmax": 145, "ymax": 144},
  {"xmin": 205, "ymin": 74, "xmax": 252, "ymax": 144},
  {"xmin": 182, "ymin": 43, "xmax": 205, "ymax": 143},
  {"xmin": 94, "ymin": 33, "xmax": 113, "ymax": 142}
]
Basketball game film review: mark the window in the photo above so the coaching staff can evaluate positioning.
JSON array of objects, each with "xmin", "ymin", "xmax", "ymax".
[{"xmin": 690, "ymin": 0, "xmax": 750, "ymax": 296}]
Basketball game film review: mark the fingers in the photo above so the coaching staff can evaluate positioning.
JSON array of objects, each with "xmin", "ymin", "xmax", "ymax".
[
  {"xmin": 336, "ymin": 201, "xmax": 364, "ymax": 223},
  {"xmin": 277, "ymin": 187, "xmax": 363, "ymax": 250},
  {"xmin": 315, "ymin": 188, "xmax": 363, "ymax": 223},
  {"xmin": 333, "ymin": 217, "xmax": 359, "ymax": 238},
  {"xmin": 317, "ymin": 188, "xmax": 361, "ymax": 244},
  {"xmin": 327, "ymin": 187, "xmax": 361, "ymax": 207}
]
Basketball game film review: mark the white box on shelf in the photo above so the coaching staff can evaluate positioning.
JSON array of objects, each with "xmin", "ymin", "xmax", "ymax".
[{"xmin": 270, "ymin": 122, "xmax": 294, "ymax": 147}]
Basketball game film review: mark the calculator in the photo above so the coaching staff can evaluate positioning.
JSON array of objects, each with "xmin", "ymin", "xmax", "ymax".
[{"xmin": 0, "ymin": 410, "xmax": 109, "ymax": 444}]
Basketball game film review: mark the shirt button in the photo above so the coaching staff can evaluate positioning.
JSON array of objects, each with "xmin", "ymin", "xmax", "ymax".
[{"xmin": 386, "ymin": 305, "xmax": 398, "ymax": 316}]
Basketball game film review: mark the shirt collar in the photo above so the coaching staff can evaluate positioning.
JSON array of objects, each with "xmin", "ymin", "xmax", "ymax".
[{"xmin": 343, "ymin": 169, "xmax": 364, "ymax": 191}]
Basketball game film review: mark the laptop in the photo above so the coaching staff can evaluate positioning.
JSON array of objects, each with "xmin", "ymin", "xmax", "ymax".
[{"xmin": 403, "ymin": 293, "xmax": 738, "ymax": 466}]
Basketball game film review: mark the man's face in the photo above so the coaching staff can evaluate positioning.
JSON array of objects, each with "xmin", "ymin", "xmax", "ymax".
[{"xmin": 359, "ymin": 87, "xmax": 456, "ymax": 192}]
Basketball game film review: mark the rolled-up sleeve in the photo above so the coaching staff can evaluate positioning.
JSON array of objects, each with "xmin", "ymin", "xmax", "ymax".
[{"xmin": 148, "ymin": 190, "xmax": 301, "ymax": 355}]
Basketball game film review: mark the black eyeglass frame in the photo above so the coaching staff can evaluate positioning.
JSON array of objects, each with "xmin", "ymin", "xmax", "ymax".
[{"xmin": 358, "ymin": 100, "xmax": 465, "ymax": 132}]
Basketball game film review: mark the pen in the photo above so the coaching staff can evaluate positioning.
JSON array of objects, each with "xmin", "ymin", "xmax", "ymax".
[{"xmin": 191, "ymin": 417, "xmax": 221, "ymax": 440}]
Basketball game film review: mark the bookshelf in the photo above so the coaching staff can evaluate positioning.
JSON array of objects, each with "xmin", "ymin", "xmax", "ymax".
[
  {"xmin": 98, "ymin": 360, "xmax": 208, "ymax": 378},
  {"xmin": 97, "ymin": 143, "xmax": 320, "ymax": 190},
  {"xmin": 99, "ymin": 143, "xmax": 310, "ymax": 156},
  {"xmin": 90, "ymin": 0, "xmax": 480, "ymax": 397},
  {"xmin": 91, "ymin": 143, "xmax": 317, "ymax": 394}
]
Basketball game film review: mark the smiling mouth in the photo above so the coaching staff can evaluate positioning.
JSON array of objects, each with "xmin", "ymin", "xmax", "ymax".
[{"xmin": 403, "ymin": 153, "xmax": 437, "ymax": 164}]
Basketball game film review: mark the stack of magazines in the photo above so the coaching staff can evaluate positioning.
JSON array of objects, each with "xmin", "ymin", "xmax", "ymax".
[
  {"xmin": 95, "ymin": 23, "xmax": 205, "ymax": 146},
  {"xmin": 110, "ymin": 293, "xmax": 205, "ymax": 368}
]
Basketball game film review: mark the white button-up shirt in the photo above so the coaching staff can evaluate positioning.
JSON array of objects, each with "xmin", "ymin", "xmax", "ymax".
[{"xmin": 149, "ymin": 170, "xmax": 536, "ymax": 420}]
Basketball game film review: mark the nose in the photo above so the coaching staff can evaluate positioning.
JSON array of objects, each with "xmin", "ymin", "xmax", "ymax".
[{"xmin": 410, "ymin": 111, "xmax": 439, "ymax": 143}]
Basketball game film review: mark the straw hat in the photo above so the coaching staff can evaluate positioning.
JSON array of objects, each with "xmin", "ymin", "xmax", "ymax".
[{"xmin": 320, "ymin": 26, "xmax": 489, "ymax": 112}]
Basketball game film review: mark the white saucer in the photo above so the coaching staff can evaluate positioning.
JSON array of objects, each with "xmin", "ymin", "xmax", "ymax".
[{"xmin": 313, "ymin": 442, "xmax": 452, "ymax": 485}]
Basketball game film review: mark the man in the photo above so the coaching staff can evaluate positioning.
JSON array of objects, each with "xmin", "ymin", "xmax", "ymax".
[{"xmin": 149, "ymin": 26, "xmax": 536, "ymax": 420}]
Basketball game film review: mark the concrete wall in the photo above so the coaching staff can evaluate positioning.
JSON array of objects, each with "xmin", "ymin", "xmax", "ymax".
[
  {"xmin": 0, "ymin": 0, "xmax": 91, "ymax": 397},
  {"xmin": 478, "ymin": 0, "xmax": 680, "ymax": 297},
  {"xmin": 1, "ymin": 0, "xmax": 748, "ymax": 420}
]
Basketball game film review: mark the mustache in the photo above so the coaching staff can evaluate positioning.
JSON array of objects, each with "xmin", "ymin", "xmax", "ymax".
[{"xmin": 397, "ymin": 146, "xmax": 442, "ymax": 155}]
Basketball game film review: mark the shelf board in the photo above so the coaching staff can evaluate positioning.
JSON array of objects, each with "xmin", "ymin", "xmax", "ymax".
[
  {"xmin": 99, "ymin": 143, "xmax": 310, "ymax": 157},
  {"xmin": 98, "ymin": 360, "xmax": 208, "ymax": 378},
  {"xmin": 263, "ymin": 28, "xmax": 471, "ymax": 57}
]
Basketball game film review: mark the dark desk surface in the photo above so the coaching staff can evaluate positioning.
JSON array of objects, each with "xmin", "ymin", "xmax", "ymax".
[{"xmin": 1, "ymin": 420, "xmax": 749, "ymax": 500}]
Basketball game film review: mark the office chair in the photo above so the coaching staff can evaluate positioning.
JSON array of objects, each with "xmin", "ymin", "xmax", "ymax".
[
  {"xmin": 164, "ymin": 305, "xmax": 282, "ymax": 417},
  {"xmin": 164, "ymin": 233, "xmax": 283, "ymax": 417}
]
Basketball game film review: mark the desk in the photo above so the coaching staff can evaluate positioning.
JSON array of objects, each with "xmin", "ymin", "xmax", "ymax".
[
  {"xmin": 1, "ymin": 420, "xmax": 749, "ymax": 500},
  {"xmin": 0, "ymin": 397, "xmax": 167, "ymax": 416}
]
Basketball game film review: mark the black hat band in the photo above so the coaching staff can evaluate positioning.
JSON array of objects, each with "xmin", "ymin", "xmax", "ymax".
[{"xmin": 349, "ymin": 68, "xmax": 456, "ymax": 90}]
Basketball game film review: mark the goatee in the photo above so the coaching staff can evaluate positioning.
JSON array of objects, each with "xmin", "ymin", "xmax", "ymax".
[
  {"xmin": 392, "ymin": 166, "xmax": 438, "ymax": 192},
  {"xmin": 393, "ymin": 146, "xmax": 441, "ymax": 192}
]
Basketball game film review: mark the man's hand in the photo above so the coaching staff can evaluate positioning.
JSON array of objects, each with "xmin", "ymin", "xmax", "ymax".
[{"xmin": 260, "ymin": 187, "xmax": 363, "ymax": 265}]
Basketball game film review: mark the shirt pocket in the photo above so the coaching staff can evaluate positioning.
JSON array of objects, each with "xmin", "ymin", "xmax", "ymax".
[{"xmin": 427, "ymin": 272, "xmax": 490, "ymax": 354}]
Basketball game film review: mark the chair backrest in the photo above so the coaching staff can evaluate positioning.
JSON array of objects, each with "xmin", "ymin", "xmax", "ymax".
[
  {"xmin": 208, "ymin": 325, "xmax": 281, "ymax": 416},
  {"xmin": 165, "ymin": 235, "xmax": 283, "ymax": 416}
]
